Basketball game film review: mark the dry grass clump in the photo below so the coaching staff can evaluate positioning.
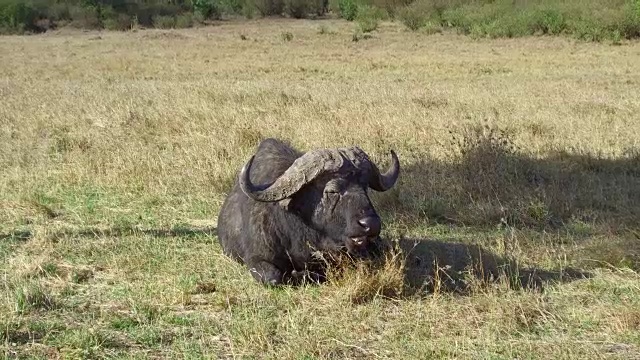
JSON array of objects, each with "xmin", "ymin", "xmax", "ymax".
[{"xmin": 322, "ymin": 244, "xmax": 406, "ymax": 304}]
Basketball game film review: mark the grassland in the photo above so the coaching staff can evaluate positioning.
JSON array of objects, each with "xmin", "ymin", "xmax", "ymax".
[{"xmin": 1, "ymin": 19, "xmax": 640, "ymax": 359}]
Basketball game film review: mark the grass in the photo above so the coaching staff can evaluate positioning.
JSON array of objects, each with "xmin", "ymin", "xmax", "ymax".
[{"xmin": 1, "ymin": 19, "xmax": 640, "ymax": 358}]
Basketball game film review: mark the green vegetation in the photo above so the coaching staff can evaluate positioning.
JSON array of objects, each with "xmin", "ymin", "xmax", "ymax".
[
  {"xmin": 1, "ymin": 0, "xmax": 640, "ymax": 42},
  {"xmin": 355, "ymin": 4, "xmax": 384, "ymax": 32},
  {"xmin": 396, "ymin": 0, "xmax": 640, "ymax": 40}
]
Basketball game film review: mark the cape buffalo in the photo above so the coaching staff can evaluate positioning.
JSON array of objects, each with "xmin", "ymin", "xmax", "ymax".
[{"xmin": 217, "ymin": 138, "xmax": 400, "ymax": 286}]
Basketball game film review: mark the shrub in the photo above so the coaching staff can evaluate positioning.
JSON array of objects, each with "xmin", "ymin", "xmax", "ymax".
[
  {"xmin": 101, "ymin": 6, "xmax": 132, "ymax": 31},
  {"xmin": 0, "ymin": 0, "xmax": 41, "ymax": 33},
  {"xmin": 254, "ymin": 0, "xmax": 285, "ymax": 16},
  {"xmin": 481, "ymin": 12, "xmax": 534, "ymax": 38},
  {"xmin": 422, "ymin": 20, "xmax": 443, "ymax": 34},
  {"xmin": 356, "ymin": 5, "xmax": 383, "ymax": 33},
  {"xmin": 193, "ymin": 0, "xmax": 221, "ymax": 20},
  {"xmin": 219, "ymin": 0, "xmax": 244, "ymax": 14},
  {"xmin": 338, "ymin": 0, "xmax": 358, "ymax": 21},
  {"xmin": 398, "ymin": 4, "xmax": 426, "ymax": 31},
  {"xmin": 131, "ymin": 3, "xmax": 182, "ymax": 27},
  {"xmin": 103, "ymin": 13, "xmax": 132, "ymax": 31},
  {"xmin": 534, "ymin": 8, "xmax": 566, "ymax": 35},
  {"xmin": 285, "ymin": 0, "xmax": 309, "ymax": 18},
  {"xmin": 193, "ymin": 11, "xmax": 206, "ymax": 23},
  {"xmin": 620, "ymin": 0, "xmax": 640, "ymax": 38},
  {"xmin": 370, "ymin": 0, "xmax": 411, "ymax": 18},
  {"xmin": 315, "ymin": 0, "xmax": 329, "ymax": 16},
  {"xmin": 175, "ymin": 13, "xmax": 194, "ymax": 28},
  {"xmin": 46, "ymin": 2, "xmax": 71, "ymax": 22},
  {"xmin": 570, "ymin": 16, "xmax": 606, "ymax": 42},
  {"xmin": 241, "ymin": 1, "xmax": 257, "ymax": 18},
  {"xmin": 152, "ymin": 15, "xmax": 175, "ymax": 29},
  {"xmin": 69, "ymin": 5, "xmax": 101, "ymax": 29},
  {"xmin": 284, "ymin": 0, "xmax": 325, "ymax": 18}
]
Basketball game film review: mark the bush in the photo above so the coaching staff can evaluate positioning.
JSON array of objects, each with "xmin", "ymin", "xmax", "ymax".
[
  {"xmin": 338, "ymin": 0, "xmax": 358, "ymax": 21},
  {"xmin": 241, "ymin": 2, "xmax": 257, "ymax": 18},
  {"xmin": 175, "ymin": 13, "xmax": 194, "ymax": 28},
  {"xmin": 131, "ymin": 3, "xmax": 182, "ymax": 27},
  {"xmin": 0, "ymin": 0, "xmax": 40, "ymax": 33},
  {"xmin": 254, "ymin": 0, "xmax": 284, "ymax": 16},
  {"xmin": 152, "ymin": 15, "xmax": 175, "ymax": 29},
  {"xmin": 284, "ymin": 0, "xmax": 325, "ymax": 18},
  {"xmin": 370, "ymin": 0, "xmax": 411, "ymax": 18},
  {"xmin": 100, "ymin": 6, "xmax": 130, "ymax": 31},
  {"xmin": 193, "ymin": 0, "xmax": 221, "ymax": 20},
  {"xmin": 219, "ymin": 0, "xmax": 243, "ymax": 14},
  {"xmin": 534, "ymin": 8, "xmax": 566, "ymax": 35},
  {"xmin": 356, "ymin": 5, "xmax": 383, "ymax": 33},
  {"xmin": 46, "ymin": 2, "xmax": 71, "ymax": 22},
  {"xmin": 620, "ymin": 0, "xmax": 640, "ymax": 38},
  {"xmin": 69, "ymin": 5, "xmax": 101, "ymax": 29},
  {"xmin": 398, "ymin": 4, "xmax": 426, "ymax": 31},
  {"xmin": 422, "ymin": 20, "xmax": 443, "ymax": 34},
  {"xmin": 103, "ymin": 13, "xmax": 132, "ymax": 31},
  {"xmin": 285, "ymin": 0, "xmax": 309, "ymax": 18}
]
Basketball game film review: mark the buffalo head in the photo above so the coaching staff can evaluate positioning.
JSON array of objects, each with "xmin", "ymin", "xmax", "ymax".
[{"xmin": 238, "ymin": 145, "xmax": 400, "ymax": 255}]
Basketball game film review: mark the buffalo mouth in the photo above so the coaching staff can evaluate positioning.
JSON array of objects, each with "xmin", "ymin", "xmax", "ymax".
[
  {"xmin": 347, "ymin": 235, "xmax": 378, "ymax": 249},
  {"xmin": 350, "ymin": 236, "xmax": 367, "ymax": 246}
]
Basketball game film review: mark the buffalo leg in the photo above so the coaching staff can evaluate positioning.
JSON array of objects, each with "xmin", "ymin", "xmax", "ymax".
[{"xmin": 248, "ymin": 261, "xmax": 284, "ymax": 286}]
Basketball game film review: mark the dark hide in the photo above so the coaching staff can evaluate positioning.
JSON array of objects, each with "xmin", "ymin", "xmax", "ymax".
[{"xmin": 217, "ymin": 138, "xmax": 396, "ymax": 286}]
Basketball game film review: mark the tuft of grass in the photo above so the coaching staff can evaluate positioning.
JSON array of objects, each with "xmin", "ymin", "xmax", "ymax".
[
  {"xmin": 322, "ymin": 244, "xmax": 406, "ymax": 304},
  {"xmin": 281, "ymin": 31, "xmax": 294, "ymax": 41},
  {"xmin": 318, "ymin": 24, "xmax": 335, "ymax": 35},
  {"xmin": 14, "ymin": 282, "xmax": 57, "ymax": 313},
  {"xmin": 53, "ymin": 329, "xmax": 118, "ymax": 358}
]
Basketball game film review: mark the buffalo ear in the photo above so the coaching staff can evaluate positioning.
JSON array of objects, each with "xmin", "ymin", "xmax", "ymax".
[{"xmin": 278, "ymin": 198, "xmax": 292, "ymax": 210}]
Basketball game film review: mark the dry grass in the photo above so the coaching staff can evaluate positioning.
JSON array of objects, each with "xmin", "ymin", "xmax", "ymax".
[{"xmin": 1, "ymin": 19, "xmax": 640, "ymax": 358}]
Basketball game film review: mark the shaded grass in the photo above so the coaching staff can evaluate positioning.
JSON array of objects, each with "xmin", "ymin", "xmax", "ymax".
[
  {"xmin": 1, "ymin": 20, "xmax": 640, "ymax": 358},
  {"xmin": 375, "ymin": 123, "xmax": 640, "ymax": 235}
]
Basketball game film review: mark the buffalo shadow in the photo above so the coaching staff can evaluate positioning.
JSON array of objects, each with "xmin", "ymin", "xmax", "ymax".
[
  {"xmin": 367, "ymin": 127, "xmax": 640, "ymax": 292},
  {"xmin": 392, "ymin": 237, "xmax": 590, "ymax": 294}
]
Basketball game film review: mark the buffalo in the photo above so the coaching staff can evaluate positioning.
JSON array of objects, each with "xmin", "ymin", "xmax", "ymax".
[{"xmin": 217, "ymin": 138, "xmax": 400, "ymax": 286}]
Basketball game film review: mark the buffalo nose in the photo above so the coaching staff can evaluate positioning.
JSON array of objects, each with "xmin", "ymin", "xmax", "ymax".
[{"xmin": 358, "ymin": 216, "xmax": 381, "ymax": 236}]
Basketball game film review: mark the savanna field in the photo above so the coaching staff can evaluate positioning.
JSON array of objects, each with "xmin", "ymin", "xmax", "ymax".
[{"xmin": 2, "ymin": 16, "xmax": 640, "ymax": 359}]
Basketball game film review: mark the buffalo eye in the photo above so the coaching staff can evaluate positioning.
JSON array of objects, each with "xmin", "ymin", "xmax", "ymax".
[{"xmin": 324, "ymin": 179, "xmax": 345, "ymax": 195}]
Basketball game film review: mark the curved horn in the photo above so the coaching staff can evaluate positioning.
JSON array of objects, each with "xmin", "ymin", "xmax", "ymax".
[
  {"xmin": 239, "ymin": 150, "xmax": 343, "ymax": 202},
  {"xmin": 368, "ymin": 150, "xmax": 400, "ymax": 192}
]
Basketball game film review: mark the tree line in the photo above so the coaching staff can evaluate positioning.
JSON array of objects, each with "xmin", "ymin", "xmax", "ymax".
[{"xmin": 1, "ymin": 0, "xmax": 639, "ymax": 42}]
